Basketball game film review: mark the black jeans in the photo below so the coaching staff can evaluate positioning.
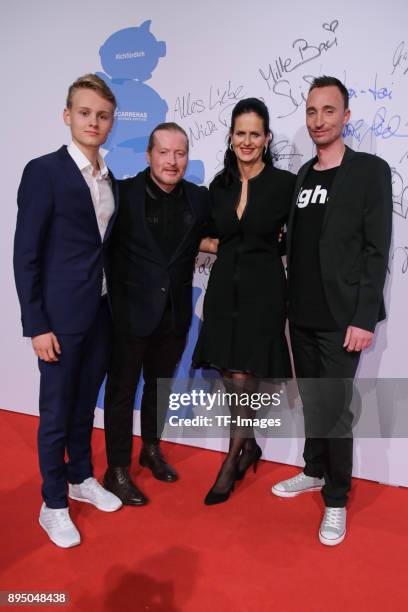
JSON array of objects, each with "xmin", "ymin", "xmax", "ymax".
[
  {"xmin": 289, "ymin": 323, "xmax": 361, "ymax": 507},
  {"xmin": 104, "ymin": 307, "xmax": 187, "ymax": 467}
]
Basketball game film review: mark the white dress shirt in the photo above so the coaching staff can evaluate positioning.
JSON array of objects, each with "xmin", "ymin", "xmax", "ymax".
[{"xmin": 67, "ymin": 141, "xmax": 114, "ymax": 295}]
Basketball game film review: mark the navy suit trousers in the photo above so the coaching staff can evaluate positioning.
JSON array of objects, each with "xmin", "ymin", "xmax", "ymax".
[{"xmin": 38, "ymin": 299, "xmax": 112, "ymax": 508}]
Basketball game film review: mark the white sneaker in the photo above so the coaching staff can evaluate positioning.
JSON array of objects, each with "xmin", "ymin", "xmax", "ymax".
[
  {"xmin": 272, "ymin": 472, "xmax": 324, "ymax": 497},
  {"xmin": 69, "ymin": 477, "xmax": 122, "ymax": 512},
  {"xmin": 39, "ymin": 503, "xmax": 81, "ymax": 548},
  {"xmin": 319, "ymin": 507, "xmax": 347, "ymax": 546}
]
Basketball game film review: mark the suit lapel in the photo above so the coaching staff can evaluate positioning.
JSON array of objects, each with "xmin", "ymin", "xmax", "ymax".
[
  {"xmin": 168, "ymin": 180, "xmax": 198, "ymax": 266},
  {"xmin": 287, "ymin": 146, "xmax": 356, "ymax": 259},
  {"xmin": 321, "ymin": 145, "xmax": 355, "ymax": 233},
  {"xmin": 287, "ymin": 158, "xmax": 315, "ymax": 262},
  {"xmin": 104, "ymin": 171, "xmax": 119, "ymax": 242},
  {"xmin": 58, "ymin": 146, "xmax": 102, "ymax": 241}
]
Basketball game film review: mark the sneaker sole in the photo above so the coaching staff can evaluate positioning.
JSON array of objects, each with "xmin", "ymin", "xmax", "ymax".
[
  {"xmin": 39, "ymin": 517, "xmax": 81, "ymax": 548},
  {"xmin": 271, "ymin": 485, "xmax": 323, "ymax": 498},
  {"xmin": 68, "ymin": 493, "xmax": 122, "ymax": 512},
  {"xmin": 319, "ymin": 529, "xmax": 346, "ymax": 546}
]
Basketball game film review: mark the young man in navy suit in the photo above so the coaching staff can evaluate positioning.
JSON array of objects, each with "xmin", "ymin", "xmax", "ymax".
[
  {"xmin": 272, "ymin": 76, "xmax": 392, "ymax": 546},
  {"xmin": 14, "ymin": 74, "xmax": 122, "ymax": 548}
]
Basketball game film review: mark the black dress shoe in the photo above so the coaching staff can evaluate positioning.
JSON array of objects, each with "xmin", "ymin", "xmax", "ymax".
[
  {"xmin": 139, "ymin": 443, "xmax": 178, "ymax": 482},
  {"xmin": 103, "ymin": 467, "xmax": 148, "ymax": 506}
]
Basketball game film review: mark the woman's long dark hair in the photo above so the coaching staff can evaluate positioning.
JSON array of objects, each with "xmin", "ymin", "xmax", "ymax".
[{"xmin": 217, "ymin": 98, "xmax": 274, "ymax": 187}]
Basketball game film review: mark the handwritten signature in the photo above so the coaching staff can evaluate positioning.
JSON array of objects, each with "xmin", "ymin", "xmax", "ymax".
[
  {"xmin": 268, "ymin": 74, "xmax": 316, "ymax": 118},
  {"xmin": 390, "ymin": 246, "xmax": 408, "ymax": 274},
  {"xmin": 343, "ymin": 107, "xmax": 408, "ymax": 150},
  {"xmin": 348, "ymin": 74, "xmax": 392, "ymax": 101},
  {"xmin": 194, "ymin": 254, "xmax": 215, "ymax": 291},
  {"xmin": 173, "ymin": 93, "xmax": 205, "ymax": 119},
  {"xmin": 195, "ymin": 254, "xmax": 214, "ymax": 276},
  {"xmin": 272, "ymin": 139, "xmax": 304, "ymax": 170},
  {"xmin": 258, "ymin": 20, "xmax": 339, "ymax": 93},
  {"xmin": 391, "ymin": 167, "xmax": 408, "ymax": 220},
  {"xmin": 188, "ymin": 120, "xmax": 218, "ymax": 148},
  {"xmin": 391, "ymin": 41, "xmax": 408, "ymax": 76},
  {"xmin": 399, "ymin": 150, "xmax": 408, "ymax": 164},
  {"xmin": 173, "ymin": 80, "xmax": 244, "ymax": 124}
]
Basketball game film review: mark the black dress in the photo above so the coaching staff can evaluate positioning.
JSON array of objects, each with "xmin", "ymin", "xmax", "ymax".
[{"xmin": 193, "ymin": 165, "xmax": 296, "ymax": 378}]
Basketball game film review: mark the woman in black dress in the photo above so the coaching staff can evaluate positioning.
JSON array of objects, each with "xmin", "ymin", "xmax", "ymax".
[{"xmin": 193, "ymin": 98, "xmax": 295, "ymax": 504}]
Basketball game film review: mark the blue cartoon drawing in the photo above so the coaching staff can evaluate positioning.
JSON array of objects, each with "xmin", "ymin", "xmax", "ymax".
[
  {"xmin": 97, "ymin": 20, "xmax": 204, "ymax": 183},
  {"xmin": 173, "ymin": 286, "xmax": 217, "ymax": 415},
  {"xmin": 96, "ymin": 20, "xmax": 167, "ymax": 177},
  {"xmin": 95, "ymin": 21, "xmax": 206, "ymax": 414}
]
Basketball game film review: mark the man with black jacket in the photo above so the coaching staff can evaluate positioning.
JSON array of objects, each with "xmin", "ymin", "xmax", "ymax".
[
  {"xmin": 272, "ymin": 76, "xmax": 392, "ymax": 546},
  {"xmin": 103, "ymin": 122, "xmax": 210, "ymax": 505}
]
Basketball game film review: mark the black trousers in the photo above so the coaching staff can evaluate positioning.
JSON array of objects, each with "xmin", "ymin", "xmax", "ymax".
[
  {"xmin": 289, "ymin": 323, "xmax": 361, "ymax": 507},
  {"xmin": 104, "ymin": 307, "xmax": 187, "ymax": 467}
]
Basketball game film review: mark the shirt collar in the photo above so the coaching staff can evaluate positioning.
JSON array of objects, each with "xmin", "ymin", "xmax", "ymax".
[
  {"xmin": 145, "ymin": 168, "xmax": 183, "ymax": 200},
  {"xmin": 67, "ymin": 141, "xmax": 109, "ymax": 177}
]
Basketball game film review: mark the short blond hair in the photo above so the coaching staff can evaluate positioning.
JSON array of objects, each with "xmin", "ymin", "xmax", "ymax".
[{"xmin": 66, "ymin": 73, "xmax": 116, "ymax": 109}]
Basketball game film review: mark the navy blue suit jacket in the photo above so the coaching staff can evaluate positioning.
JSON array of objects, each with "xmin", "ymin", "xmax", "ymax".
[{"xmin": 14, "ymin": 145, "xmax": 119, "ymax": 337}]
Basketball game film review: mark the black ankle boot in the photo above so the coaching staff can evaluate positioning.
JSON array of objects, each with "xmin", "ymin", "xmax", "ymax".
[{"xmin": 139, "ymin": 443, "xmax": 178, "ymax": 482}]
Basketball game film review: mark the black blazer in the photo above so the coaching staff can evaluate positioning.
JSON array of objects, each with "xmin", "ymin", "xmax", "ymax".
[
  {"xmin": 109, "ymin": 170, "xmax": 210, "ymax": 336},
  {"xmin": 287, "ymin": 146, "xmax": 392, "ymax": 332}
]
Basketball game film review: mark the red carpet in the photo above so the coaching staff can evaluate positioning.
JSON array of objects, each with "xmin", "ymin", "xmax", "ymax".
[{"xmin": 0, "ymin": 410, "xmax": 407, "ymax": 612}]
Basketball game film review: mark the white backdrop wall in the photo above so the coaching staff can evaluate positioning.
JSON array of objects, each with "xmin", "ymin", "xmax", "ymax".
[{"xmin": 2, "ymin": 0, "xmax": 407, "ymax": 485}]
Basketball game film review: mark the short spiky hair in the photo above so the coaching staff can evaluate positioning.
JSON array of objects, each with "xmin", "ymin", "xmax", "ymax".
[
  {"xmin": 66, "ymin": 73, "xmax": 116, "ymax": 109},
  {"xmin": 309, "ymin": 75, "xmax": 349, "ymax": 110},
  {"xmin": 147, "ymin": 122, "xmax": 189, "ymax": 152}
]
